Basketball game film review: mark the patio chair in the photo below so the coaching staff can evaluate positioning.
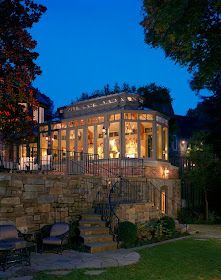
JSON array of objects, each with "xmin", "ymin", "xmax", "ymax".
[
  {"xmin": 41, "ymin": 223, "xmax": 69, "ymax": 254},
  {"xmin": 0, "ymin": 224, "xmax": 25, "ymax": 247}
]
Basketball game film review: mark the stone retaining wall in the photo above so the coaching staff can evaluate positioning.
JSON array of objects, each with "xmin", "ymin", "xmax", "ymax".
[{"xmin": 0, "ymin": 174, "xmax": 181, "ymax": 232}]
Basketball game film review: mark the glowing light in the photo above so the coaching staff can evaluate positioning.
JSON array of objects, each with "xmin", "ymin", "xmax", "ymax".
[{"xmin": 162, "ymin": 167, "xmax": 170, "ymax": 178}]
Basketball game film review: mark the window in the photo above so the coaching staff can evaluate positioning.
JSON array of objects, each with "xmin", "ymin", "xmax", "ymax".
[
  {"xmin": 109, "ymin": 114, "xmax": 120, "ymax": 121},
  {"xmin": 139, "ymin": 114, "xmax": 153, "ymax": 121},
  {"xmin": 109, "ymin": 122, "xmax": 120, "ymax": 158},
  {"xmin": 69, "ymin": 129, "xmax": 75, "ymax": 155},
  {"xmin": 38, "ymin": 107, "xmax": 44, "ymax": 123},
  {"xmin": 161, "ymin": 190, "xmax": 166, "ymax": 214},
  {"xmin": 124, "ymin": 113, "xmax": 138, "ymax": 120},
  {"xmin": 77, "ymin": 128, "xmax": 83, "ymax": 153},
  {"xmin": 88, "ymin": 126, "xmax": 94, "ymax": 154},
  {"xmin": 61, "ymin": 130, "xmax": 66, "ymax": 157},
  {"xmin": 140, "ymin": 122, "xmax": 152, "ymax": 158},
  {"xmin": 97, "ymin": 125, "xmax": 104, "ymax": 159},
  {"xmin": 125, "ymin": 122, "xmax": 138, "ymax": 158},
  {"xmin": 33, "ymin": 107, "xmax": 44, "ymax": 123},
  {"xmin": 157, "ymin": 124, "xmax": 163, "ymax": 159},
  {"xmin": 162, "ymin": 127, "xmax": 168, "ymax": 160}
]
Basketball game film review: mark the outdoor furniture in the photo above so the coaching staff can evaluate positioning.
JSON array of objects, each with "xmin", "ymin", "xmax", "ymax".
[
  {"xmin": 42, "ymin": 223, "xmax": 69, "ymax": 254},
  {"xmin": 0, "ymin": 224, "xmax": 25, "ymax": 247},
  {"xmin": 0, "ymin": 241, "xmax": 36, "ymax": 271}
]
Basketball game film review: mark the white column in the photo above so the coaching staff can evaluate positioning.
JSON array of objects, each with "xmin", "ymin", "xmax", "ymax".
[
  {"xmin": 120, "ymin": 111, "xmax": 125, "ymax": 158},
  {"xmin": 94, "ymin": 125, "xmax": 97, "ymax": 155},
  {"xmin": 152, "ymin": 115, "xmax": 157, "ymax": 160},
  {"xmin": 74, "ymin": 128, "xmax": 78, "ymax": 152},
  {"xmin": 66, "ymin": 128, "xmax": 70, "ymax": 152},
  {"xmin": 137, "ymin": 121, "xmax": 141, "ymax": 158},
  {"xmin": 83, "ymin": 127, "xmax": 87, "ymax": 153},
  {"xmin": 104, "ymin": 114, "xmax": 109, "ymax": 159}
]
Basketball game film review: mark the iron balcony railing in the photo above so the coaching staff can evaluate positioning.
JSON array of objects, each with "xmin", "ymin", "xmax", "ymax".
[{"xmin": 0, "ymin": 145, "xmax": 145, "ymax": 176}]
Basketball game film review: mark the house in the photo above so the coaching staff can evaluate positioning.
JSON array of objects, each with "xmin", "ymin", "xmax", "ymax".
[
  {"xmin": 0, "ymin": 92, "xmax": 53, "ymax": 170},
  {"xmin": 39, "ymin": 92, "xmax": 169, "ymax": 163},
  {"xmin": 0, "ymin": 92, "xmax": 181, "ymax": 252}
]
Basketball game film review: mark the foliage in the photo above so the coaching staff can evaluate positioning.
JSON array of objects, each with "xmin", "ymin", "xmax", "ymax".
[
  {"xmin": 148, "ymin": 216, "xmax": 176, "ymax": 240},
  {"xmin": 141, "ymin": 0, "xmax": 221, "ymax": 94},
  {"xmin": 183, "ymin": 132, "xmax": 219, "ymax": 220},
  {"xmin": 118, "ymin": 221, "xmax": 137, "ymax": 248},
  {"xmin": 137, "ymin": 83, "xmax": 174, "ymax": 117},
  {"xmin": 35, "ymin": 239, "xmax": 221, "ymax": 280},
  {"xmin": 0, "ymin": 0, "xmax": 46, "ymax": 143},
  {"xmin": 178, "ymin": 208, "xmax": 221, "ymax": 224},
  {"xmin": 137, "ymin": 223, "xmax": 152, "ymax": 241},
  {"xmin": 68, "ymin": 219, "xmax": 80, "ymax": 249},
  {"xmin": 74, "ymin": 82, "xmax": 174, "ymax": 117},
  {"xmin": 187, "ymin": 94, "xmax": 221, "ymax": 158},
  {"xmin": 137, "ymin": 216, "xmax": 176, "ymax": 244},
  {"xmin": 160, "ymin": 216, "xmax": 176, "ymax": 237}
]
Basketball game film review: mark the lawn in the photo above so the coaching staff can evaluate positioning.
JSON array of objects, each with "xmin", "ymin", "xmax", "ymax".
[{"xmin": 35, "ymin": 239, "xmax": 221, "ymax": 280}]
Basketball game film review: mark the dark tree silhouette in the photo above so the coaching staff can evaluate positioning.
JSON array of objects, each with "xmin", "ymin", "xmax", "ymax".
[{"xmin": 141, "ymin": 0, "xmax": 221, "ymax": 94}]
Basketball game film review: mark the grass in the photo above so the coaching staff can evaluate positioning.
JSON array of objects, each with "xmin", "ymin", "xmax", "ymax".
[{"xmin": 35, "ymin": 239, "xmax": 221, "ymax": 280}]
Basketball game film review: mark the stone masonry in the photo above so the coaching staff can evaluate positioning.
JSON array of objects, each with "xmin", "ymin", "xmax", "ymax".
[{"xmin": 0, "ymin": 174, "xmax": 181, "ymax": 232}]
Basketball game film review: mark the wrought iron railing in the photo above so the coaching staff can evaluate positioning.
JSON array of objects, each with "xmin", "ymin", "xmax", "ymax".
[
  {"xmin": 0, "ymin": 145, "xmax": 145, "ymax": 177},
  {"xmin": 93, "ymin": 175, "xmax": 156, "ymax": 245}
]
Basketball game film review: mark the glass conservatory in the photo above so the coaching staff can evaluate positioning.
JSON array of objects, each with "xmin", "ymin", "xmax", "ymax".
[{"xmin": 39, "ymin": 93, "xmax": 169, "ymax": 162}]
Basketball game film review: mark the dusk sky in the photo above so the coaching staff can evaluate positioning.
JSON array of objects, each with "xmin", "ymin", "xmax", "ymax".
[{"xmin": 32, "ymin": 0, "xmax": 202, "ymax": 115}]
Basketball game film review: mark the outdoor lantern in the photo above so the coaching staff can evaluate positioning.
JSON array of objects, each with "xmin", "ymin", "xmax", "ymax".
[{"xmin": 163, "ymin": 167, "xmax": 170, "ymax": 178}]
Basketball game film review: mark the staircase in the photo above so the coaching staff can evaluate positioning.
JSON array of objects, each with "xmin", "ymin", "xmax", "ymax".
[{"xmin": 79, "ymin": 212, "xmax": 117, "ymax": 253}]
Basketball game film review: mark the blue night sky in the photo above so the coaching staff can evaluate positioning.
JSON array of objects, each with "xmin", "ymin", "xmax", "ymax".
[{"xmin": 32, "ymin": 0, "xmax": 201, "ymax": 116}]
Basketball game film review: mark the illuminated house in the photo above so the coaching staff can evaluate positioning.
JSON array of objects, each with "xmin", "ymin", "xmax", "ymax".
[{"xmin": 39, "ymin": 92, "xmax": 170, "ymax": 167}]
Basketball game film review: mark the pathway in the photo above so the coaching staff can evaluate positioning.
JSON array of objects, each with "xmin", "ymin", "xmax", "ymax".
[
  {"xmin": 188, "ymin": 224, "xmax": 221, "ymax": 239},
  {"xmin": 0, "ymin": 249, "xmax": 140, "ymax": 279}
]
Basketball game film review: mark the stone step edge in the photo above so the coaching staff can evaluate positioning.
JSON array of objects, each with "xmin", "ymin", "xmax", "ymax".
[
  {"xmin": 80, "ymin": 234, "xmax": 113, "ymax": 242},
  {"xmin": 81, "ymin": 214, "xmax": 102, "ymax": 220},
  {"xmin": 79, "ymin": 219, "xmax": 105, "ymax": 224},
  {"xmin": 79, "ymin": 226, "xmax": 109, "ymax": 234},
  {"xmin": 84, "ymin": 241, "xmax": 117, "ymax": 249}
]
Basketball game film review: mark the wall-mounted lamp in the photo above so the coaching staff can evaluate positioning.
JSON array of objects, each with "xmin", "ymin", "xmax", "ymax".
[{"xmin": 163, "ymin": 167, "xmax": 170, "ymax": 179}]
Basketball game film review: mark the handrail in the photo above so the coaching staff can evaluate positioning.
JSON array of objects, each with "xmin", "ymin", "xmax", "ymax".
[{"xmin": 108, "ymin": 179, "xmax": 120, "ymax": 245}]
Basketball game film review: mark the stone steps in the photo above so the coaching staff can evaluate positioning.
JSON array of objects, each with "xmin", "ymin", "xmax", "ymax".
[
  {"xmin": 79, "ymin": 226, "xmax": 109, "ymax": 235},
  {"xmin": 79, "ymin": 219, "xmax": 106, "ymax": 227},
  {"xmin": 84, "ymin": 241, "xmax": 117, "ymax": 253},
  {"xmin": 80, "ymin": 234, "xmax": 113, "ymax": 243},
  {"xmin": 79, "ymin": 212, "xmax": 117, "ymax": 253},
  {"xmin": 81, "ymin": 214, "xmax": 102, "ymax": 221}
]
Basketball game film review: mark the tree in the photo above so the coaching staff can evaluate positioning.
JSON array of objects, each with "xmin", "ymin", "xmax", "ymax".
[
  {"xmin": 0, "ymin": 0, "xmax": 46, "ymax": 143},
  {"xmin": 141, "ymin": 0, "xmax": 221, "ymax": 94},
  {"xmin": 184, "ymin": 132, "xmax": 218, "ymax": 220},
  {"xmin": 137, "ymin": 83, "xmax": 174, "ymax": 117},
  {"xmin": 187, "ymin": 94, "xmax": 221, "ymax": 158}
]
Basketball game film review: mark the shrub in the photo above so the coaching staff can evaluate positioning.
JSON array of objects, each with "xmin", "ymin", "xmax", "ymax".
[
  {"xmin": 147, "ymin": 219, "xmax": 165, "ymax": 239},
  {"xmin": 137, "ymin": 223, "xmax": 152, "ymax": 241},
  {"xmin": 160, "ymin": 216, "xmax": 176, "ymax": 237},
  {"xmin": 118, "ymin": 221, "xmax": 137, "ymax": 248},
  {"xmin": 68, "ymin": 219, "xmax": 80, "ymax": 249},
  {"xmin": 136, "ymin": 216, "xmax": 177, "ymax": 244}
]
